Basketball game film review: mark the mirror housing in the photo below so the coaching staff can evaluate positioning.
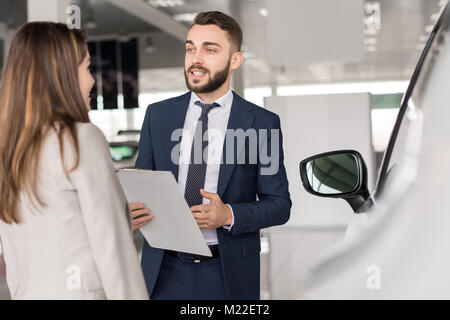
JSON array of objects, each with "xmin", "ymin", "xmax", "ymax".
[{"xmin": 299, "ymin": 150, "xmax": 373, "ymax": 213}]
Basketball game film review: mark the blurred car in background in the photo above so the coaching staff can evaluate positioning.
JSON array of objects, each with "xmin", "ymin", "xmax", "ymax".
[{"xmin": 109, "ymin": 130, "xmax": 140, "ymax": 169}]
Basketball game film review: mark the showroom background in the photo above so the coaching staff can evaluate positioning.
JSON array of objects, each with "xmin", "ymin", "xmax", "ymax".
[{"xmin": 0, "ymin": 0, "xmax": 445, "ymax": 299}]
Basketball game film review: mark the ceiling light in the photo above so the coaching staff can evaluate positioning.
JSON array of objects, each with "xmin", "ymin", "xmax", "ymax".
[
  {"xmin": 366, "ymin": 45, "xmax": 377, "ymax": 52},
  {"xmin": 431, "ymin": 13, "xmax": 440, "ymax": 21},
  {"xmin": 276, "ymin": 81, "xmax": 409, "ymax": 96},
  {"xmin": 243, "ymin": 51, "xmax": 256, "ymax": 59},
  {"xmin": 419, "ymin": 35, "xmax": 429, "ymax": 42},
  {"xmin": 147, "ymin": 0, "xmax": 185, "ymax": 8},
  {"xmin": 173, "ymin": 13, "xmax": 198, "ymax": 23},
  {"xmin": 364, "ymin": 37, "xmax": 378, "ymax": 45},
  {"xmin": 424, "ymin": 25, "xmax": 434, "ymax": 33},
  {"xmin": 259, "ymin": 8, "xmax": 268, "ymax": 17}
]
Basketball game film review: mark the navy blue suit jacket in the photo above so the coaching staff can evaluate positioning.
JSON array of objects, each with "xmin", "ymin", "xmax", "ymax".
[{"xmin": 135, "ymin": 91, "xmax": 291, "ymax": 299}]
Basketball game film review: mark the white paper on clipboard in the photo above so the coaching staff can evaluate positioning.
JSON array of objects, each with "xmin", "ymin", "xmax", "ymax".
[{"xmin": 117, "ymin": 169, "xmax": 212, "ymax": 257}]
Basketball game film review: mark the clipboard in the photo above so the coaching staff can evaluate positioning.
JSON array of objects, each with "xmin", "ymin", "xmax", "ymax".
[{"xmin": 117, "ymin": 169, "xmax": 212, "ymax": 257}]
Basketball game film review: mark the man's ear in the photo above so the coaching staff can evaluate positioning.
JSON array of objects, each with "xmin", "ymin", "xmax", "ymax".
[{"xmin": 230, "ymin": 51, "xmax": 244, "ymax": 71}]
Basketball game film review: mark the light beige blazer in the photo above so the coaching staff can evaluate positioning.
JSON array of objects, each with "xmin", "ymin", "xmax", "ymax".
[{"xmin": 0, "ymin": 123, "xmax": 148, "ymax": 300}]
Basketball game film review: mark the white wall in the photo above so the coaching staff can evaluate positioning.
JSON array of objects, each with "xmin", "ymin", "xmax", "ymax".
[{"xmin": 265, "ymin": 93, "xmax": 375, "ymax": 227}]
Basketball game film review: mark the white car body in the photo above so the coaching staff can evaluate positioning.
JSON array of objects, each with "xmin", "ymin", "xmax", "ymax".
[{"xmin": 303, "ymin": 1, "xmax": 450, "ymax": 299}]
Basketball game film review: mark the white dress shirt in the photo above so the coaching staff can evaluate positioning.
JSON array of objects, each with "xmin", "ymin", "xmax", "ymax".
[{"xmin": 177, "ymin": 89, "xmax": 234, "ymax": 246}]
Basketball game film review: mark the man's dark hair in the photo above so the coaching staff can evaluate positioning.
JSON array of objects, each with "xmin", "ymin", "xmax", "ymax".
[{"xmin": 193, "ymin": 11, "xmax": 243, "ymax": 52}]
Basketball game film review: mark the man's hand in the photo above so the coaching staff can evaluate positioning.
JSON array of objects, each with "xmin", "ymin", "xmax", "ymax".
[
  {"xmin": 129, "ymin": 203, "xmax": 154, "ymax": 231},
  {"xmin": 190, "ymin": 189, "xmax": 232, "ymax": 229}
]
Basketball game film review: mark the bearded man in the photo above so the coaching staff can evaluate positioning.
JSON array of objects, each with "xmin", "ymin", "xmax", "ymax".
[{"xmin": 132, "ymin": 11, "xmax": 291, "ymax": 300}]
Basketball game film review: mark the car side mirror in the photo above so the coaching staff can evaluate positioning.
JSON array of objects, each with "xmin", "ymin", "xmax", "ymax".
[{"xmin": 299, "ymin": 150, "xmax": 373, "ymax": 213}]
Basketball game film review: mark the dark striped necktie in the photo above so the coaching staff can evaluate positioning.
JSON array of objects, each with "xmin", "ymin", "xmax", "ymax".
[{"xmin": 184, "ymin": 101, "xmax": 220, "ymax": 208}]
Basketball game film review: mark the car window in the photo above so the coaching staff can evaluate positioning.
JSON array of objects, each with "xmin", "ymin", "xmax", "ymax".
[{"xmin": 373, "ymin": 8, "xmax": 447, "ymax": 202}]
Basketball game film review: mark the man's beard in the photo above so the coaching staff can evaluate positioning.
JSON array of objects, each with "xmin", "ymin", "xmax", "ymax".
[{"xmin": 185, "ymin": 59, "xmax": 231, "ymax": 94}]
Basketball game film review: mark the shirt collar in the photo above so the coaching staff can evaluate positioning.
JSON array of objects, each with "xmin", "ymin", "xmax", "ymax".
[{"xmin": 190, "ymin": 89, "xmax": 233, "ymax": 111}]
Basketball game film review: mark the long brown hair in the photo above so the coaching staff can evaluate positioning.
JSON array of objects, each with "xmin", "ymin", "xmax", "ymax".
[{"xmin": 0, "ymin": 22, "xmax": 90, "ymax": 224}]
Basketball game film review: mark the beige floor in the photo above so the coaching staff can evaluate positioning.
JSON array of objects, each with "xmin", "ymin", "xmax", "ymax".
[{"xmin": 0, "ymin": 226, "xmax": 345, "ymax": 300}]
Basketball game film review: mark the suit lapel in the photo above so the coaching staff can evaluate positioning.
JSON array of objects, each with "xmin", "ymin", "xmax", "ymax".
[
  {"xmin": 217, "ymin": 92, "xmax": 255, "ymax": 197},
  {"xmin": 164, "ymin": 92, "xmax": 191, "ymax": 181}
]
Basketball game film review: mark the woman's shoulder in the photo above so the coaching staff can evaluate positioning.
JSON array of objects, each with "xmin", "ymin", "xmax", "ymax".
[
  {"xmin": 39, "ymin": 122, "xmax": 111, "ymax": 173},
  {"xmin": 55, "ymin": 122, "xmax": 110, "ymax": 163},
  {"xmin": 45, "ymin": 122, "xmax": 105, "ymax": 142},
  {"xmin": 75, "ymin": 122, "xmax": 106, "ymax": 140},
  {"xmin": 75, "ymin": 122, "xmax": 110, "ymax": 154}
]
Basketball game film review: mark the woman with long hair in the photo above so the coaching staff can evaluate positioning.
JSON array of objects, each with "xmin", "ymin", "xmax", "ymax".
[{"xmin": 0, "ymin": 22, "xmax": 148, "ymax": 299}]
